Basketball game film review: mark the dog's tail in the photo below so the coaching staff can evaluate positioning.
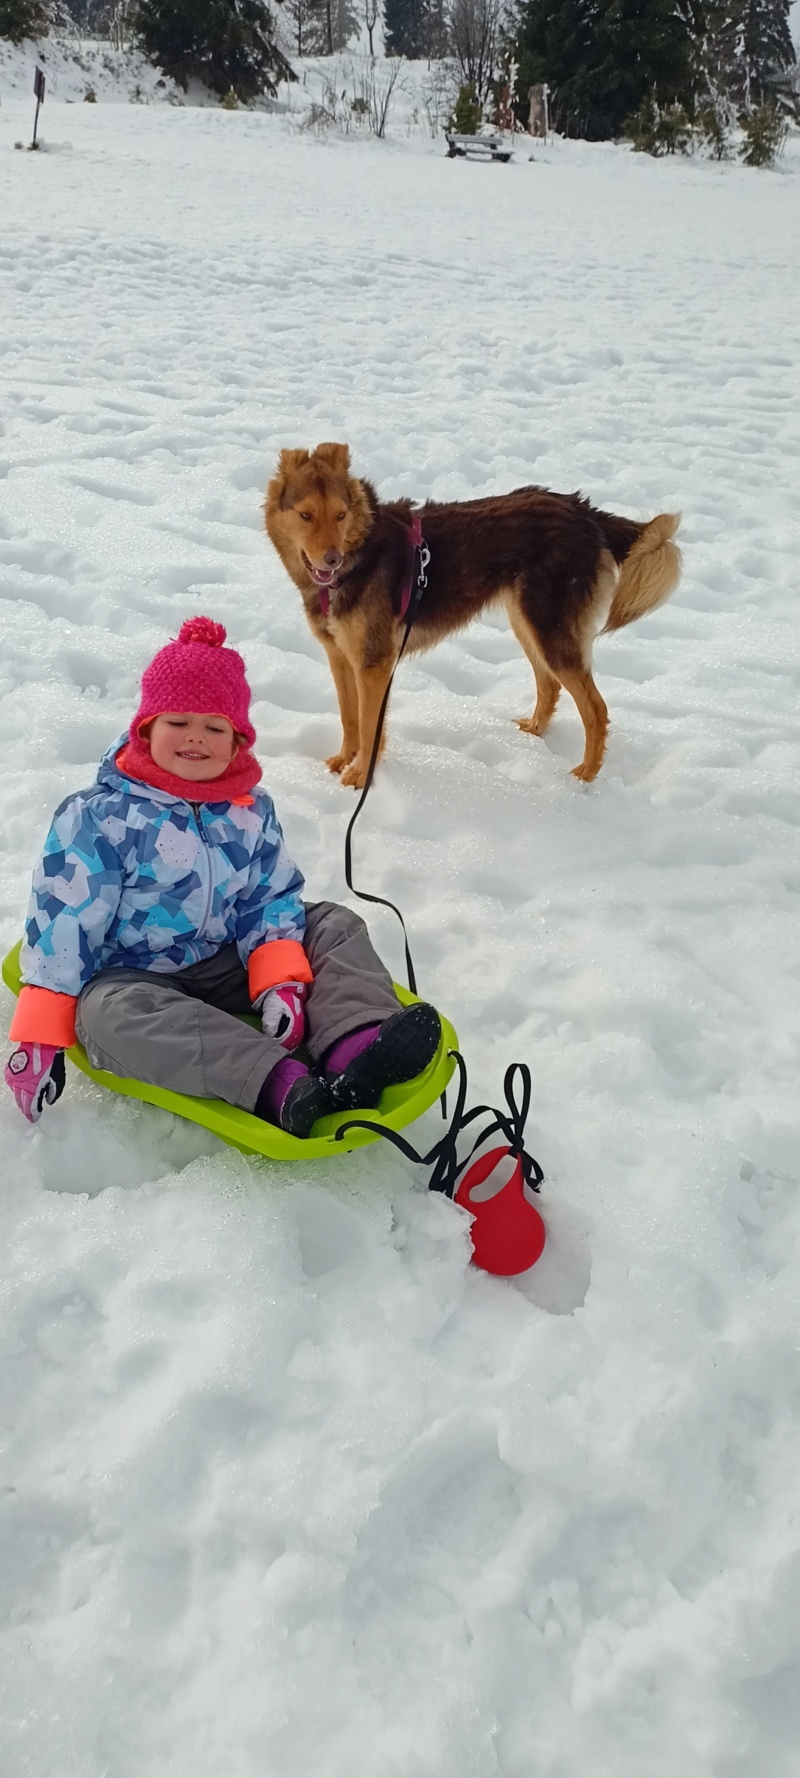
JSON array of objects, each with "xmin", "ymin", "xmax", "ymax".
[
  {"xmin": 600, "ymin": 512, "xmax": 681, "ymax": 634},
  {"xmin": 601, "ymin": 512, "xmax": 682, "ymax": 633}
]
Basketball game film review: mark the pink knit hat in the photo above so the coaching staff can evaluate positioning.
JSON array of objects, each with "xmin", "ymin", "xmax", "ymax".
[{"xmin": 132, "ymin": 617, "xmax": 256, "ymax": 746}]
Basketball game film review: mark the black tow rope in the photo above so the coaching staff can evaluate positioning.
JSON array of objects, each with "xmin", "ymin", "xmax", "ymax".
[
  {"xmin": 343, "ymin": 524, "xmax": 430, "ymax": 995},
  {"xmin": 334, "ymin": 1054, "xmax": 543, "ymax": 1202}
]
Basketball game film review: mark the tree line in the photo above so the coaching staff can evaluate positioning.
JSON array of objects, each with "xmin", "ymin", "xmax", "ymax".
[
  {"xmin": 385, "ymin": 0, "xmax": 796, "ymax": 133},
  {"xmin": 2, "ymin": 0, "xmax": 796, "ymax": 132},
  {"xmin": 0, "ymin": 0, "xmax": 294, "ymax": 96},
  {"xmin": 512, "ymin": 0, "xmax": 797, "ymax": 139}
]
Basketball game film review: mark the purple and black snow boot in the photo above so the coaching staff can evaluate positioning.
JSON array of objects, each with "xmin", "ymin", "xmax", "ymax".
[
  {"xmin": 326, "ymin": 1002, "xmax": 441, "ymax": 1113},
  {"xmin": 255, "ymin": 1059, "xmax": 330, "ymax": 1139}
]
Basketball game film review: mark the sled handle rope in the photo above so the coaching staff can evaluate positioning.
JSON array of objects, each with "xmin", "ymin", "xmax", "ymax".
[
  {"xmin": 334, "ymin": 1053, "xmax": 544, "ymax": 1202},
  {"xmin": 343, "ymin": 518, "xmax": 430, "ymax": 996}
]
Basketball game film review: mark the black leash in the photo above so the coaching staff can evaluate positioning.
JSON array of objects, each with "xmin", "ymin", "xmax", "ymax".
[
  {"xmin": 343, "ymin": 529, "xmax": 430, "ymax": 996},
  {"xmin": 334, "ymin": 1053, "xmax": 543, "ymax": 1201},
  {"xmin": 337, "ymin": 528, "xmax": 546, "ymax": 1220}
]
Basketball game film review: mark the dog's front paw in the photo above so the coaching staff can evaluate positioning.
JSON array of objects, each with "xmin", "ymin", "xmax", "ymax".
[
  {"xmin": 340, "ymin": 757, "xmax": 368, "ymax": 789},
  {"xmin": 326, "ymin": 740, "xmax": 359, "ymax": 775}
]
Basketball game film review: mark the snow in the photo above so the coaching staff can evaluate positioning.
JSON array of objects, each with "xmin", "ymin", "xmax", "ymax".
[
  {"xmin": 0, "ymin": 31, "xmax": 182, "ymax": 104},
  {"xmin": 1, "ymin": 80, "xmax": 800, "ymax": 1778}
]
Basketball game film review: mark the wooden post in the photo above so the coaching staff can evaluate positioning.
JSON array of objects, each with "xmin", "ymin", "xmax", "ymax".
[
  {"xmin": 527, "ymin": 84, "xmax": 546, "ymax": 138},
  {"xmin": 32, "ymin": 66, "xmax": 46, "ymax": 150}
]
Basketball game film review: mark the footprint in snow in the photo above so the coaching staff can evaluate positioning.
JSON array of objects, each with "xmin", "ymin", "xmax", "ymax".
[
  {"xmin": 347, "ymin": 1414, "xmax": 524, "ymax": 1601},
  {"xmin": 738, "ymin": 1161, "xmax": 798, "ymax": 1278},
  {"xmin": 512, "ymin": 1193, "xmax": 592, "ymax": 1315},
  {"xmin": 69, "ymin": 474, "xmax": 157, "ymax": 508},
  {"xmin": 293, "ymin": 1186, "xmax": 370, "ymax": 1279}
]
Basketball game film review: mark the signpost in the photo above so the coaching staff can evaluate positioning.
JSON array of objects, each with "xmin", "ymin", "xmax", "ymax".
[{"xmin": 32, "ymin": 66, "xmax": 46, "ymax": 150}]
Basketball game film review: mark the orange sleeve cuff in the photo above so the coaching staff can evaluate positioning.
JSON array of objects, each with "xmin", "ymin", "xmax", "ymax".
[
  {"xmin": 9, "ymin": 986, "xmax": 77, "ymax": 1049},
  {"xmin": 248, "ymin": 939, "xmax": 312, "ymax": 999}
]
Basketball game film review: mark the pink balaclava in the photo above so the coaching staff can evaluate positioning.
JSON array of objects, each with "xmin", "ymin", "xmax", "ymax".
[{"xmin": 130, "ymin": 617, "xmax": 256, "ymax": 745}]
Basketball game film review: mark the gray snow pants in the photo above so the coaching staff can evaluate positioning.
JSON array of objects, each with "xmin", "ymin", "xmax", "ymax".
[{"xmin": 75, "ymin": 901, "xmax": 402, "ymax": 1114}]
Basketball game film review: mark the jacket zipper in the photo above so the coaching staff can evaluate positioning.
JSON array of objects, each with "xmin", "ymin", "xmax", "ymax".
[{"xmin": 191, "ymin": 805, "xmax": 215, "ymax": 941}]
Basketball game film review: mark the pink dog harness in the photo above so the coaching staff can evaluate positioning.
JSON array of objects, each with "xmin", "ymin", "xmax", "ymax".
[{"xmin": 318, "ymin": 515, "xmax": 426, "ymax": 620}]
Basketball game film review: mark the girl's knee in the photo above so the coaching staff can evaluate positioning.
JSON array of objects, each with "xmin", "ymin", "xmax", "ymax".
[
  {"xmin": 78, "ymin": 976, "xmax": 164, "ymax": 1041},
  {"xmin": 307, "ymin": 901, "xmax": 367, "ymax": 942}
]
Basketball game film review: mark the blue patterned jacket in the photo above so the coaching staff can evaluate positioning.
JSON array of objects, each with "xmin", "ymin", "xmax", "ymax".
[{"xmin": 19, "ymin": 740, "xmax": 306, "ymax": 1004}]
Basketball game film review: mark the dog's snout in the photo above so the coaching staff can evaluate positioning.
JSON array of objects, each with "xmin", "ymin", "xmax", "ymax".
[{"xmin": 324, "ymin": 550, "xmax": 343, "ymax": 569}]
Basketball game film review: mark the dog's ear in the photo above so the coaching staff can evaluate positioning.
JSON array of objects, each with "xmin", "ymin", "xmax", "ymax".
[
  {"xmin": 269, "ymin": 448, "xmax": 311, "ymax": 512},
  {"xmin": 313, "ymin": 442, "xmax": 351, "ymax": 476},
  {"xmin": 276, "ymin": 447, "xmax": 310, "ymax": 480}
]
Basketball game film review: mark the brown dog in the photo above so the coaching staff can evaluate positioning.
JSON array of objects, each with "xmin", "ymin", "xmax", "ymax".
[{"xmin": 264, "ymin": 443, "xmax": 681, "ymax": 788}]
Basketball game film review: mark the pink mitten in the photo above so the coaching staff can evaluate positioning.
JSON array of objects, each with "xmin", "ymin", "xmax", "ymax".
[
  {"xmin": 259, "ymin": 983, "xmax": 306, "ymax": 1051},
  {"xmin": 5, "ymin": 1043, "xmax": 66, "ymax": 1125}
]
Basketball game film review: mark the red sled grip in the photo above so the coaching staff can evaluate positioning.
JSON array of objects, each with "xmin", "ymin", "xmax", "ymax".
[{"xmin": 455, "ymin": 1145, "xmax": 546, "ymax": 1277}]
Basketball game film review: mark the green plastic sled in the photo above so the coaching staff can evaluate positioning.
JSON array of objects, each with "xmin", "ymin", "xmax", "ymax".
[{"xmin": 2, "ymin": 941, "xmax": 457, "ymax": 1162}]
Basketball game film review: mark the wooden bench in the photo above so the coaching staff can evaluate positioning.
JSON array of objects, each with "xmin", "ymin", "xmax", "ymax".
[{"xmin": 445, "ymin": 132, "xmax": 513, "ymax": 163}]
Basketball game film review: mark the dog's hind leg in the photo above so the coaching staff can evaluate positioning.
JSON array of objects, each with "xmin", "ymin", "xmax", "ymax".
[
  {"xmin": 507, "ymin": 602, "xmax": 562, "ymax": 736},
  {"xmin": 523, "ymin": 551, "xmax": 614, "ymax": 781},
  {"xmin": 553, "ymin": 664, "xmax": 609, "ymax": 781},
  {"xmin": 322, "ymin": 638, "xmax": 360, "ymax": 775}
]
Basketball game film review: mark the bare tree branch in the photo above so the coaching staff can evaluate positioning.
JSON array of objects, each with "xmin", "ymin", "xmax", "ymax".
[{"xmin": 448, "ymin": 0, "xmax": 506, "ymax": 103}]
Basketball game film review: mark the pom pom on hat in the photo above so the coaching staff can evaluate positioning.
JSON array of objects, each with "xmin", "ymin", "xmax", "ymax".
[
  {"xmin": 177, "ymin": 617, "xmax": 227, "ymax": 648},
  {"xmin": 131, "ymin": 614, "xmax": 256, "ymax": 746}
]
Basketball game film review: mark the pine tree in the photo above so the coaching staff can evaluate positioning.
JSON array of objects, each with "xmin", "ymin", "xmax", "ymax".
[
  {"xmin": 511, "ymin": 0, "xmax": 695, "ymax": 137},
  {"xmin": 673, "ymin": 0, "xmax": 796, "ymax": 116},
  {"xmin": 284, "ymin": 0, "xmax": 327, "ymax": 55},
  {"xmin": 384, "ymin": 0, "xmax": 425, "ymax": 56},
  {"xmin": 0, "ymin": 0, "xmax": 50, "ymax": 40},
  {"xmin": 448, "ymin": 79, "xmax": 483, "ymax": 129},
  {"xmin": 695, "ymin": 96, "xmax": 731, "ymax": 150},
  {"xmin": 510, "ymin": 0, "xmax": 595, "ymax": 133},
  {"xmin": 423, "ymin": 0, "xmax": 450, "ymax": 54},
  {"xmin": 136, "ymin": 0, "xmax": 294, "ymax": 99},
  {"xmin": 727, "ymin": 0, "xmax": 795, "ymax": 109},
  {"xmin": 58, "ymin": 0, "xmax": 107, "ymax": 27},
  {"xmin": 740, "ymin": 93, "xmax": 789, "ymax": 155},
  {"xmin": 330, "ymin": 0, "xmax": 358, "ymax": 49},
  {"xmin": 623, "ymin": 90, "xmax": 692, "ymax": 148},
  {"xmin": 597, "ymin": 0, "xmax": 693, "ymax": 129}
]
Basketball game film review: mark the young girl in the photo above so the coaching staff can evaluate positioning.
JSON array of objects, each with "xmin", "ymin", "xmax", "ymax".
[{"xmin": 5, "ymin": 617, "xmax": 440, "ymax": 1140}]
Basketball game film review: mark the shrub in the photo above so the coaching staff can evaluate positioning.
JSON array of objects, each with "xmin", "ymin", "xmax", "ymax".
[
  {"xmin": 739, "ymin": 100, "xmax": 788, "ymax": 167},
  {"xmin": 695, "ymin": 101, "xmax": 730, "ymax": 159},
  {"xmin": 623, "ymin": 93, "xmax": 660, "ymax": 151},
  {"xmin": 448, "ymin": 81, "xmax": 482, "ymax": 135},
  {"xmin": 657, "ymin": 102, "xmax": 691, "ymax": 153},
  {"xmin": 624, "ymin": 94, "xmax": 691, "ymax": 155}
]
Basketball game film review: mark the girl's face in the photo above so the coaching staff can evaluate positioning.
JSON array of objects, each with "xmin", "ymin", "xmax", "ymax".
[{"xmin": 147, "ymin": 713, "xmax": 238, "ymax": 781}]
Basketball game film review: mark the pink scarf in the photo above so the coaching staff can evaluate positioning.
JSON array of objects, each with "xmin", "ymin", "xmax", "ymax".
[{"xmin": 116, "ymin": 737, "xmax": 262, "ymax": 805}]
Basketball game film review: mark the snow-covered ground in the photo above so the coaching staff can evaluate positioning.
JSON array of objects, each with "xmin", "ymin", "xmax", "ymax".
[
  {"xmin": 1, "ymin": 89, "xmax": 800, "ymax": 1778},
  {"xmin": 0, "ymin": 30, "xmax": 182, "ymax": 103}
]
